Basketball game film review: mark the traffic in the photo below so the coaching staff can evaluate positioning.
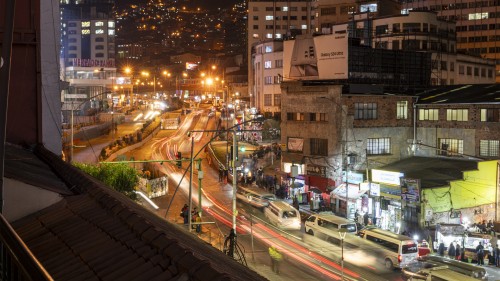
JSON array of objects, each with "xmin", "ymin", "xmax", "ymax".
[{"xmin": 144, "ymin": 106, "xmax": 497, "ymax": 281}]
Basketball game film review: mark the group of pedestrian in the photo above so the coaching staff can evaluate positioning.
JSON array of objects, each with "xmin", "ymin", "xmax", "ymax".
[
  {"xmin": 218, "ymin": 167, "xmax": 228, "ymax": 183},
  {"xmin": 180, "ymin": 204, "xmax": 202, "ymax": 233},
  {"xmin": 438, "ymin": 242, "xmax": 462, "ymax": 260}
]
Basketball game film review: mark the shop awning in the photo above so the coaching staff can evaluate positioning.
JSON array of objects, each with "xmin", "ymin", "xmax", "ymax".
[
  {"xmin": 305, "ymin": 175, "xmax": 335, "ymax": 193},
  {"xmin": 330, "ymin": 184, "xmax": 367, "ymax": 202}
]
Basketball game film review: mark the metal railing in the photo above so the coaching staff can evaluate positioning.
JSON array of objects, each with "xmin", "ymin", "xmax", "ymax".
[{"xmin": 0, "ymin": 214, "xmax": 53, "ymax": 281}]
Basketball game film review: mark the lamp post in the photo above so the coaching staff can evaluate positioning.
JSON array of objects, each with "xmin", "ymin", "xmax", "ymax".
[{"xmin": 339, "ymin": 228, "xmax": 348, "ymax": 280}]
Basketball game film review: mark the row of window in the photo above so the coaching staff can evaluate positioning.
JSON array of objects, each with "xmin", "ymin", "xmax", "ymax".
[
  {"xmin": 67, "ymin": 53, "xmax": 110, "ymax": 58},
  {"xmin": 67, "ymin": 29, "xmax": 115, "ymax": 36},
  {"xmin": 68, "ymin": 37, "xmax": 106, "ymax": 43},
  {"xmin": 252, "ymin": 6, "xmax": 308, "ymax": 12},
  {"xmin": 67, "ymin": 21, "xmax": 115, "ymax": 28},
  {"xmin": 286, "ymin": 102, "xmax": 499, "ymax": 122},
  {"xmin": 263, "ymin": 94, "xmax": 281, "ymax": 107},
  {"xmin": 68, "ymin": 45, "xmax": 106, "ymax": 51},
  {"xmin": 286, "ymin": 112, "xmax": 326, "ymax": 122},
  {"xmin": 419, "ymin": 108, "xmax": 499, "ymax": 122},
  {"xmin": 290, "ymin": 136, "xmax": 499, "ymax": 157}
]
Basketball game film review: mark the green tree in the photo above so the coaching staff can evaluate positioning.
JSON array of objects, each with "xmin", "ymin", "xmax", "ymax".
[{"xmin": 73, "ymin": 162, "xmax": 139, "ymax": 200}]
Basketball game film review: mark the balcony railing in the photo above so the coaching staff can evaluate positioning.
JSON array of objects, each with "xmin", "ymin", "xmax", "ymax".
[{"xmin": 0, "ymin": 214, "xmax": 53, "ymax": 281}]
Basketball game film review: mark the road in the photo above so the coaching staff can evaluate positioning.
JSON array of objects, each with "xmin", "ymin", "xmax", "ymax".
[{"xmin": 75, "ymin": 106, "xmax": 500, "ymax": 281}]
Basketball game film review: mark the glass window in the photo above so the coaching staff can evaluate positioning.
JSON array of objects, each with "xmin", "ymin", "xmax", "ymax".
[
  {"xmin": 480, "ymin": 109, "xmax": 498, "ymax": 122},
  {"xmin": 367, "ymin": 138, "xmax": 390, "ymax": 155},
  {"xmin": 438, "ymin": 138, "xmax": 463, "ymax": 155},
  {"xmin": 274, "ymin": 94, "xmax": 281, "ymax": 106},
  {"xmin": 402, "ymin": 243, "xmax": 418, "ymax": 254},
  {"xmin": 397, "ymin": 101, "xmax": 408, "ymax": 119},
  {"xmin": 264, "ymin": 76, "xmax": 272, "ymax": 85},
  {"xmin": 264, "ymin": 61, "xmax": 272, "ymax": 69},
  {"xmin": 81, "ymin": 21, "xmax": 90, "ymax": 28},
  {"xmin": 266, "ymin": 15, "xmax": 273, "ymax": 20},
  {"xmin": 446, "ymin": 109, "xmax": 468, "ymax": 121},
  {"xmin": 264, "ymin": 94, "xmax": 272, "ymax": 106},
  {"xmin": 419, "ymin": 109, "xmax": 439, "ymax": 121},
  {"xmin": 265, "ymin": 46, "xmax": 273, "ymax": 53},
  {"xmin": 310, "ymin": 138, "xmax": 328, "ymax": 156},
  {"xmin": 354, "ymin": 103, "xmax": 377, "ymax": 120},
  {"xmin": 480, "ymin": 140, "xmax": 499, "ymax": 157}
]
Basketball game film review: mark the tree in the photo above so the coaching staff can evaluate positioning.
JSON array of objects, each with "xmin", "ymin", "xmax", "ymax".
[{"xmin": 73, "ymin": 162, "xmax": 139, "ymax": 200}]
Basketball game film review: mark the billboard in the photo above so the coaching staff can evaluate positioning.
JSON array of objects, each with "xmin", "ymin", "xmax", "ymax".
[{"xmin": 283, "ymin": 33, "xmax": 348, "ymax": 80}]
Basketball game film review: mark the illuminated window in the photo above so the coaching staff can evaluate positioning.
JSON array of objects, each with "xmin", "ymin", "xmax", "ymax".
[
  {"xmin": 419, "ymin": 109, "xmax": 439, "ymax": 121},
  {"xmin": 446, "ymin": 109, "xmax": 468, "ymax": 121},
  {"xmin": 81, "ymin": 21, "xmax": 90, "ymax": 28},
  {"xmin": 282, "ymin": 6, "xmax": 288, "ymax": 11},
  {"xmin": 265, "ymin": 46, "xmax": 272, "ymax": 53},
  {"xmin": 266, "ymin": 15, "xmax": 273, "ymax": 21},
  {"xmin": 438, "ymin": 138, "xmax": 463, "ymax": 155},
  {"xmin": 367, "ymin": 138, "xmax": 390, "ymax": 155},
  {"xmin": 95, "ymin": 21, "xmax": 104, "ymax": 26},
  {"xmin": 95, "ymin": 29, "xmax": 104, "ymax": 34},
  {"xmin": 264, "ymin": 61, "xmax": 272, "ymax": 69},
  {"xmin": 396, "ymin": 101, "xmax": 408, "ymax": 119},
  {"xmin": 108, "ymin": 21, "xmax": 115, "ymax": 28},
  {"xmin": 266, "ymin": 34, "xmax": 273, "ymax": 39},
  {"xmin": 82, "ymin": 29, "xmax": 90, "ymax": 35},
  {"xmin": 469, "ymin": 13, "xmax": 488, "ymax": 20},
  {"xmin": 275, "ymin": 34, "xmax": 282, "ymax": 39},
  {"xmin": 301, "ymin": 25, "xmax": 307, "ymax": 30},
  {"xmin": 253, "ymin": 33, "xmax": 259, "ymax": 39},
  {"xmin": 108, "ymin": 30, "xmax": 115, "ymax": 36}
]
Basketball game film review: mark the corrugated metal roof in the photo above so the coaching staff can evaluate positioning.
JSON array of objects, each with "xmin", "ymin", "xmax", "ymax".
[
  {"xmin": 378, "ymin": 156, "xmax": 479, "ymax": 189},
  {"xmin": 10, "ymin": 144, "xmax": 267, "ymax": 281},
  {"xmin": 415, "ymin": 84, "xmax": 500, "ymax": 104}
]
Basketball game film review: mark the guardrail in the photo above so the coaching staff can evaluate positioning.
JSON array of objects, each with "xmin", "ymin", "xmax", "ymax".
[{"xmin": 0, "ymin": 214, "xmax": 53, "ymax": 281}]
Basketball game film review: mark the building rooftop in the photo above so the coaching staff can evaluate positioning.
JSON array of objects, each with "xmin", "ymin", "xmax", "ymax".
[
  {"xmin": 378, "ymin": 156, "xmax": 479, "ymax": 189},
  {"xmin": 415, "ymin": 84, "xmax": 500, "ymax": 104},
  {"xmin": 8, "ymin": 144, "xmax": 267, "ymax": 281}
]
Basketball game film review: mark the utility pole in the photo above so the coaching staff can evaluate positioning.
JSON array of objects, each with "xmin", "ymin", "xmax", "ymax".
[
  {"xmin": 188, "ymin": 136, "xmax": 194, "ymax": 231},
  {"xmin": 197, "ymin": 158, "xmax": 203, "ymax": 216}
]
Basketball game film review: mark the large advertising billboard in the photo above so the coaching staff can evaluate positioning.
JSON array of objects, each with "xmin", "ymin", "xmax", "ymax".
[{"xmin": 283, "ymin": 33, "xmax": 348, "ymax": 80}]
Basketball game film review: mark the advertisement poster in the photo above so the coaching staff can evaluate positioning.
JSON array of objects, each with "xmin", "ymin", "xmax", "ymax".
[
  {"xmin": 283, "ymin": 33, "xmax": 348, "ymax": 80},
  {"xmin": 401, "ymin": 178, "xmax": 420, "ymax": 202}
]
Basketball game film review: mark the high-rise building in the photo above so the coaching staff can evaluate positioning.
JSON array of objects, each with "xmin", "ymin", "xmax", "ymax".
[
  {"xmin": 247, "ymin": 0, "xmax": 314, "ymax": 108},
  {"xmin": 400, "ymin": 0, "xmax": 500, "ymax": 83},
  {"xmin": 60, "ymin": 0, "xmax": 118, "ymax": 122}
]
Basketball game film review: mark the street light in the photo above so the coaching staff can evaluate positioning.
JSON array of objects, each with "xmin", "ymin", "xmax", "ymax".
[{"xmin": 339, "ymin": 228, "xmax": 348, "ymax": 280}]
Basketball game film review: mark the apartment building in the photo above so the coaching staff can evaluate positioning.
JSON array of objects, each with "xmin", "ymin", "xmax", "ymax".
[
  {"xmin": 280, "ymin": 81, "xmax": 500, "ymax": 232},
  {"xmin": 60, "ymin": 0, "xmax": 118, "ymax": 119},
  {"xmin": 248, "ymin": 0, "xmax": 314, "ymax": 109},
  {"xmin": 252, "ymin": 40, "xmax": 284, "ymax": 118},
  {"xmin": 401, "ymin": 0, "xmax": 500, "ymax": 83},
  {"xmin": 331, "ymin": 10, "xmax": 496, "ymax": 85}
]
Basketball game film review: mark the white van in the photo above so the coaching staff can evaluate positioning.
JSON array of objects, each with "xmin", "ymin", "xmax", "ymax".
[
  {"xmin": 403, "ymin": 265, "xmax": 479, "ymax": 281},
  {"xmin": 264, "ymin": 201, "xmax": 301, "ymax": 230},
  {"xmin": 236, "ymin": 186, "xmax": 276, "ymax": 209},
  {"xmin": 305, "ymin": 214, "xmax": 357, "ymax": 242},
  {"xmin": 358, "ymin": 226, "xmax": 418, "ymax": 269}
]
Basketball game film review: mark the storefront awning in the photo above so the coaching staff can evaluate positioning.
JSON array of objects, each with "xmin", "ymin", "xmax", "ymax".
[
  {"xmin": 307, "ymin": 175, "xmax": 334, "ymax": 193},
  {"xmin": 330, "ymin": 184, "xmax": 367, "ymax": 202}
]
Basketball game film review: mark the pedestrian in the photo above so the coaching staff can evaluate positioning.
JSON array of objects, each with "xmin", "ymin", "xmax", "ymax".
[
  {"xmin": 438, "ymin": 242, "xmax": 445, "ymax": 256},
  {"xmin": 363, "ymin": 212, "xmax": 369, "ymax": 226},
  {"xmin": 195, "ymin": 214, "xmax": 202, "ymax": 233},
  {"xmin": 495, "ymin": 244, "xmax": 500, "ymax": 267},
  {"xmin": 476, "ymin": 242, "xmax": 485, "ymax": 265},
  {"xmin": 448, "ymin": 242, "xmax": 456, "ymax": 259},
  {"xmin": 455, "ymin": 243, "xmax": 461, "ymax": 260},
  {"xmin": 268, "ymin": 246, "xmax": 283, "ymax": 274},
  {"xmin": 181, "ymin": 204, "xmax": 189, "ymax": 224}
]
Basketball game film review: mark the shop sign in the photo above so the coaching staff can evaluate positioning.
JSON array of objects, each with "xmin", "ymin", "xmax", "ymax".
[
  {"xmin": 306, "ymin": 164, "xmax": 326, "ymax": 177},
  {"xmin": 287, "ymin": 137, "xmax": 304, "ymax": 152},
  {"xmin": 372, "ymin": 169, "xmax": 404, "ymax": 186},
  {"xmin": 359, "ymin": 182, "xmax": 380, "ymax": 196},
  {"xmin": 401, "ymin": 178, "xmax": 420, "ymax": 202},
  {"xmin": 342, "ymin": 171, "xmax": 364, "ymax": 184}
]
